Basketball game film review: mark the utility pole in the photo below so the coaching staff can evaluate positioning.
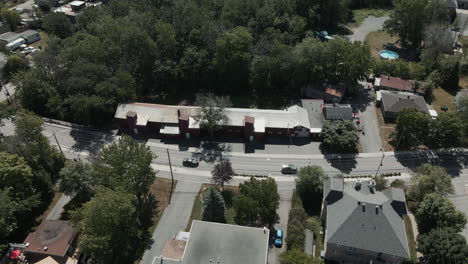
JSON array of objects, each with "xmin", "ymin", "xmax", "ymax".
[
  {"xmin": 374, "ymin": 148, "xmax": 385, "ymax": 178},
  {"xmin": 1, "ymin": 80, "xmax": 18, "ymax": 107},
  {"xmin": 287, "ymin": 123, "xmax": 292, "ymax": 148},
  {"xmin": 167, "ymin": 148, "xmax": 175, "ymax": 204},
  {"xmin": 52, "ymin": 132, "xmax": 64, "ymax": 156}
]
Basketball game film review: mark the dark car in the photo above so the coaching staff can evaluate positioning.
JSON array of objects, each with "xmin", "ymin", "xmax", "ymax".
[
  {"xmin": 281, "ymin": 164, "xmax": 298, "ymax": 174},
  {"xmin": 183, "ymin": 158, "xmax": 199, "ymax": 167}
]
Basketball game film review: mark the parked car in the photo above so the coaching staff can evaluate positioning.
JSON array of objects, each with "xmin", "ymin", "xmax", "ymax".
[
  {"xmin": 281, "ymin": 164, "xmax": 297, "ymax": 174},
  {"xmin": 182, "ymin": 158, "xmax": 199, "ymax": 167},
  {"xmin": 353, "ymin": 113, "xmax": 360, "ymax": 125},
  {"xmin": 274, "ymin": 229, "xmax": 283, "ymax": 248}
]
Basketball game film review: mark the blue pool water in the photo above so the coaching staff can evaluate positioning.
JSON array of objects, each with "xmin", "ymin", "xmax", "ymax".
[{"xmin": 380, "ymin": 50, "xmax": 399, "ymax": 60}]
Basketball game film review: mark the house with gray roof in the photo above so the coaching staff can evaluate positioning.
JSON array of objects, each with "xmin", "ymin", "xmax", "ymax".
[
  {"xmin": 378, "ymin": 90, "xmax": 430, "ymax": 120},
  {"xmin": 321, "ymin": 178, "xmax": 410, "ymax": 264},
  {"xmin": 323, "ymin": 104, "xmax": 353, "ymax": 120}
]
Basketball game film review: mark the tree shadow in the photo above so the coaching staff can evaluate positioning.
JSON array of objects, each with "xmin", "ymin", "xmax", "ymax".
[
  {"xmin": 69, "ymin": 125, "xmax": 115, "ymax": 159},
  {"xmin": 323, "ymin": 153, "xmax": 358, "ymax": 174},
  {"xmin": 192, "ymin": 141, "xmax": 232, "ymax": 163},
  {"xmin": 350, "ymin": 84, "xmax": 373, "ymax": 112},
  {"xmin": 395, "ymin": 149, "xmax": 467, "ymax": 177}
]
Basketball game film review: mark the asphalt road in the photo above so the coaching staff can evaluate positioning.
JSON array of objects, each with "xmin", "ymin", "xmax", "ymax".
[{"xmin": 347, "ymin": 15, "xmax": 390, "ymax": 42}]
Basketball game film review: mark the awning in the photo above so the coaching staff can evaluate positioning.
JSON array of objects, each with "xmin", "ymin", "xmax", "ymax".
[{"xmin": 160, "ymin": 125, "xmax": 180, "ymax": 135}]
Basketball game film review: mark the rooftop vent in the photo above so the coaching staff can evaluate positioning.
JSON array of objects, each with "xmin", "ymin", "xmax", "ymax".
[
  {"xmin": 355, "ymin": 178, "xmax": 362, "ymax": 190},
  {"xmin": 362, "ymin": 203, "xmax": 366, "ymax": 212},
  {"xmin": 375, "ymin": 205, "xmax": 379, "ymax": 215},
  {"xmin": 369, "ymin": 180, "xmax": 376, "ymax": 194}
]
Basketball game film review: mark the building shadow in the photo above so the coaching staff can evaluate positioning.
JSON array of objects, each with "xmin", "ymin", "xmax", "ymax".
[
  {"xmin": 395, "ymin": 149, "xmax": 467, "ymax": 177},
  {"xmin": 350, "ymin": 86, "xmax": 373, "ymax": 113}
]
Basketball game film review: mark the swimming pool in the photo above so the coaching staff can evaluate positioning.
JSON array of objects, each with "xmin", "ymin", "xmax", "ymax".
[{"xmin": 379, "ymin": 50, "xmax": 399, "ymax": 60}]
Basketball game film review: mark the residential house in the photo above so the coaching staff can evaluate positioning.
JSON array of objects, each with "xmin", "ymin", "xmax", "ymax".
[
  {"xmin": 154, "ymin": 220, "xmax": 269, "ymax": 264},
  {"xmin": 301, "ymin": 83, "xmax": 345, "ymax": 103},
  {"xmin": 374, "ymin": 75, "xmax": 424, "ymax": 95},
  {"xmin": 115, "ymin": 102, "xmax": 319, "ymax": 140},
  {"xmin": 23, "ymin": 220, "xmax": 77, "ymax": 264},
  {"xmin": 300, "ymin": 99, "xmax": 325, "ymax": 139},
  {"xmin": 458, "ymin": 0, "xmax": 468, "ymax": 9},
  {"xmin": 321, "ymin": 178, "xmax": 411, "ymax": 264},
  {"xmin": 377, "ymin": 90, "xmax": 430, "ymax": 120},
  {"xmin": 323, "ymin": 104, "xmax": 353, "ymax": 120},
  {"xmin": 0, "ymin": 30, "xmax": 40, "ymax": 44}
]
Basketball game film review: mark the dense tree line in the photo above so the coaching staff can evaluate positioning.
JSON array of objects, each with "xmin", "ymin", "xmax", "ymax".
[
  {"xmin": 0, "ymin": 112, "xmax": 65, "ymax": 253},
  {"xmin": 13, "ymin": 0, "xmax": 372, "ymax": 126}
]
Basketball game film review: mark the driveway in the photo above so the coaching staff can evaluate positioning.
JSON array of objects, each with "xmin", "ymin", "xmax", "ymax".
[
  {"xmin": 268, "ymin": 185, "xmax": 294, "ymax": 264},
  {"xmin": 351, "ymin": 85, "xmax": 383, "ymax": 153},
  {"xmin": 140, "ymin": 181, "xmax": 201, "ymax": 264},
  {"xmin": 348, "ymin": 15, "xmax": 389, "ymax": 42},
  {"xmin": 449, "ymin": 169, "xmax": 468, "ymax": 240},
  {"xmin": 46, "ymin": 194, "xmax": 71, "ymax": 220}
]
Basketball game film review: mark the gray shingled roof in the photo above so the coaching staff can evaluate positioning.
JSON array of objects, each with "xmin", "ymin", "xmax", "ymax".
[
  {"xmin": 381, "ymin": 91, "xmax": 429, "ymax": 115},
  {"xmin": 323, "ymin": 104, "xmax": 353, "ymax": 120},
  {"xmin": 323, "ymin": 179, "xmax": 410, "ymax": 259},
  {"xmin": 301, "ymin": 99, "xmax": 325, "ymax": 131}
]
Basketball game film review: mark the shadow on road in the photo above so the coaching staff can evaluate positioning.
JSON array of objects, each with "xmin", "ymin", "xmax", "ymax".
[
  {"xmin": 324, "ymin": 153, "xmax": 358, "ymax": 174},
  {"xmin": 192, "ymin": 141, "xmax": 232, "ymax": 163},
  {"xmin": 395, "ymin": 149, "xmax": 467, "ymax": 177},
  {"xmin": 70, "ymin": 126, "xmax": 114, "ymax": 159}
]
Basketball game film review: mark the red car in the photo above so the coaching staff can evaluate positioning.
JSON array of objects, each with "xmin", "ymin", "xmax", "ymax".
[{"xmin": 353, "ymin": 113, "xmax": 360, "ymax": 125}]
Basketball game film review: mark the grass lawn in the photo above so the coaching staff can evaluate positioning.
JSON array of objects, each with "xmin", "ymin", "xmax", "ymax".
[
  {"xmin": 431, "ymin": 88, "xmax": 457, "ymax": 113},
  {"xmin": 185, "ymin": 184, "xmax": 239, "ymax": 231},
  {"xmin": 348, "ymin": 9, "xmax": 389, "ymax": 28},
  {"xmin": 365, "ymin": 31, "xmax": 399, "ymax": 58},
  {"xmin": 36, "ymin": 191, "xmax": 64, "ymax": 222},
  {"xmin": 375, "ymin": 104, "xmax": 395, "ymax": 151},
  {"xmin": 148, "ymin": 177, "xmax": 177, "ymax": 234},
  {"xmin": 403, "ymin": 215, "xmax": 418, "ymax": 261},
  {"xmin": 30, "ymin": 31, "xmax": 49, "ymax": 50}
]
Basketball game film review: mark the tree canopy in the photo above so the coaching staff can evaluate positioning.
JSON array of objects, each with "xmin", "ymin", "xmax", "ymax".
[
  {"xmin": 202, "ymin": 187, "xmax": 226, "ymax": 223},
  {"xmin": 211, "ymin": 159, "xmax": 234, "ymax": 188},
  {"xmin": 410, "ymin": 164, "xmax": 454, "ymax": 203},
  {"xmin": 321, "ymin": 120, "xmax": 359, "ymax": 153},
  {"xmin": 234, "ymin": 177, "xmax": 279, "ymax": 226},
  {"xmin": 296, "ymin": 166, "xmax": 326, "ymax": 214},
  {"xmin": 417, "ymin": 227, "xmax": 468, "ymax": 264},
  {"xmin": 416, "ymin": 193, "xmax": 466, "ymax": 234},
  {"xmin": 390, "ymin": 108, "xmax": 430, "ymax": 150}
]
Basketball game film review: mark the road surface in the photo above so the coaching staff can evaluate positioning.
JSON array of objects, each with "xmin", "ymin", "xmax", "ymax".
[
  {"xmin": 348, "ymin": 15, "xmax": 390, "ymax": 42},
  {"xmin": 140, "ymin": 181, "xmax": 201, "ymax": 264}
]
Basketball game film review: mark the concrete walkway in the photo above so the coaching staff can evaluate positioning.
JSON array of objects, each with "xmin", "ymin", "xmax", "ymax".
[
  {"xmin": 46, "ymin": 194, "xmax": 71, "ymax": 220},
  {"xmin": 140, "ymin": 181, "xmax": 201, "ymax": 264},
  {"xmin": 348, "ymin": 15, "xmax": 389, "ymax": 42}
]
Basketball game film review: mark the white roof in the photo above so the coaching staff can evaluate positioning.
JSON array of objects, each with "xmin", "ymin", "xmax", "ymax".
[
  {"xmin": 429, "ymin": 109, "xmax": 438, "ymax": 117},
  {"xmin": 376, "ymin": 91, "xmax": 382, "ymax": 101},
  {"xmin": 69, "ymin": 0, "xmax": 85, "ymax": 5},
  {"xmin": 115, "ymin": 103, "xmax": 311, "ymax": 130},
  {"xmin": 374, "ymin": 77, "xmax": 381, "ymax": 86}
]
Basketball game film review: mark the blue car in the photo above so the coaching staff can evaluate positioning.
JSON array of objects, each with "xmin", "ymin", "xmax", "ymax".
[{"xmin": 274, "ymin": 230, "xmax": 283, "ymax": 248}]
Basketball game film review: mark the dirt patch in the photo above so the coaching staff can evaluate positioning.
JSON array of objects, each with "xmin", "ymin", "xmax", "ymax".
[
  {"xmin": 375, "ymin": 106, "xmax": 395, "ymax": 151},
  {"xmin": 365, "ymin": 31, "xmax": 399, "ymax": 58},
  {"xmin": 150, "ymin": 177, "xmax": 177, "ymax": 232}
]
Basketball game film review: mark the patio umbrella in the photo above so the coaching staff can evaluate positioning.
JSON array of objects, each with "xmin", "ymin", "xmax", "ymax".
[{"xmin": 9, "ymin": 249, "xmax": 21, "ymax": 259}]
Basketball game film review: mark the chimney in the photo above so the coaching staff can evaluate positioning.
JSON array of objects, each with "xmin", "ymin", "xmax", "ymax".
[
  {"xmin": 375, "ymin": 205, "xmax": 379, "ymax": 215},
  {"xmin": 355, "ymin": 178, "xmax": 362, "ymax": 190},
  {"xmin": 387, "ymin": 76, "xmax": 390, "ymax": 80},
  {"xmin": 407, "ymin": 95, "xmax": 410, "ymax": 99},
  {"xmin": 362, "ymin": 203, "xmax": 366, "ymax": 212}
]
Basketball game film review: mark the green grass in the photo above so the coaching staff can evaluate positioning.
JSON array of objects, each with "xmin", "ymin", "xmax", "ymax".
[
  {"xmin": 348, "ymin": 9, "xmax": 390, "ymax": 28},
  {"xmin": 30, "ymin": 31, "xmax": 49, "ymax": 50},
  {"xmin": 291, "ymin": 189, "xmax": 303, "ymax": 209},
  {"xmin": 185, "ymin": 184, "xmax": 238, "ymax": 231},
  {"xmin": 403, "ymin": 215, "xmax": 418, "ymax": 261},
  {"xmin": 431, "ymin": 88, "xmax": 457, "ymax": 114}
]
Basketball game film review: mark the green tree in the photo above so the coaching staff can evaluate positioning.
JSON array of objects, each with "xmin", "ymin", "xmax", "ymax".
[
  {"xmin": 72, "ymin": 188, "xmax": 140, "ymax": 263},
  {"xmin": 0, "ymin": 152, "xmax": 36, "ymax": 200},
  {"xmin": 410, "ymin": 164, "xmax": 454, "ymax": 203},
  {"xmin": 390, "ymin": 179, "xmax": 406, "ymax": 189},
  {"xmin": 384, "ymin": 0, "xmax": 448, "ymax": 48},
  {"xmin": 93, "ymin": 136, "xmax": 157, "ymax": 226},
  {"xmin": 211, "ymin": 159, "xmax": 234, "ymax": 188},
  {"xmin": 417, "ymin": 227, "xmax": 468, "ymax": 264},
  {"xmin": 3, "ymin": 55, "xmax": 29, "ymax": 79},
  {"xmin": 43, "ymin": 13, "xmax": 74, "ymax": 38},
  {"xmin": 215, "ymin": 26, "xmax": 253, "ymax": 93},
  {"xmin": 438, "ymin": 55, "xmax": 460, "ymax": 90},
  {"xmin": 234, "ymin": 177, "xmax": 279, "ymax": 226},
  {"xmin": 202, "ymin": 187, "xmax": 226, "ymax": 223},
  {"xmin": 457, "ymin": 95, "xmax": 468, "ymax": 121},
  {"xmin": 1, "ymin": 10, "xmax": 20, "ymax": 31},
  {"xmin": 390, "ymin": 108, "xmax": 430, "ymax": 150},
  {"xmin": 37, "ymin": 0, "xmax": 51, "ymax": 12},
  {"xmin": 194, "ymin": 93, "xmax": 232, "ymax": 138},
  {"xmin": 59, "ymin": 161, "xmax": 94, "ymax": 197},
  {"xmin": 296, "ymin": 166, "xmax": 326, "ymax": 214},
  {"xmin": 373, "ymin": 175, "xmax": 387, "ymax": 191},
  {"xmin": 416, "ymin": 193, "xmax": 466, "ymax": 234},
  {"xmin": 280, "ymin": 248, "xmax": 322, "ymax": 264},
  {"xmin": 0, "ymin": 190, "xmax": 17, "ymax": 251},
  {"xmin": 321, "ymin": 120, "xmax": 359, "ymax": 153},
  {"xmin": 427, "ymin": 112, "xmax": 464, "ymax": 148}
]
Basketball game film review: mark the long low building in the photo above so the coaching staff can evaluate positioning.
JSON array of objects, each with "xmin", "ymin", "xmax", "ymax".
[{"xmin": 115, "ymin": 102, "xmax": 321, "ymax": 140}]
